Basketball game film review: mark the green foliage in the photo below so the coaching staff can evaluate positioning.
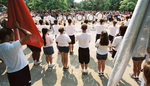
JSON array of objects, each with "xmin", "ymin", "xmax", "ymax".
[
  {"xmin": 0, "ymin": 0, "xmax": 138, "ymax": 11},
  {"xmin": 119, "ymin": 0, "xmax": 138, "ymax": 10}
]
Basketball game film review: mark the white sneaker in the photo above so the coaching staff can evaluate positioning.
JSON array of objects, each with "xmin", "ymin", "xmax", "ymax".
[
  {"xmin": 84, "ymin": 69, "xmax": 88, "ymax": 73},
  {"xmin": 48, "ymin": 63, "xmax": 55, "ymax": 68},
  {"xmin": 82, "ymin": 69, "xmax": 85, "ymax": 73},
  {"xmin": 34, "ymin": 60, "xmax": 42, "ymax": 65}
]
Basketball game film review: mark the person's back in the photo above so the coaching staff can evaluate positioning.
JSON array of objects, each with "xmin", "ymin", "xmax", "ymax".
[
  {"xmin": 76, "ymin": 33, "xmax": 91, "ymax": 48},
  {"xmin": 65, "ymin": 25, "xmax": 75, "ymax": 36},
  {"xmin": 0, "ymin": 40, "xmax": 28, "ymax": 73},
  {"xmin": 0, "ymin": 22, "xmax": 32, "ymax": 86}
]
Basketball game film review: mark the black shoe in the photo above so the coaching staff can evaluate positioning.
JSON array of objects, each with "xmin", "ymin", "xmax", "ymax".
[{"xmin": 70, "ymin": 52, "xmax": 73, "ymax": 55}]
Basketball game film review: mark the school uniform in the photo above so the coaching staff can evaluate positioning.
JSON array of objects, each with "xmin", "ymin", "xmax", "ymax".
[
  {"xmin": 112, "ymin": 36, "xmax": 123, "ymax": 58},
  {"xmin": 65, "ymin": 25, "xmax": 76, "ymax": 44},
  {"xmin": 95, "ymin": 39, "xmax": 108, "ymax": 60},
  {"xmin": 108, "ymin": 26, "xmax": 119, "ymax": 43},
  {"xmin": 0, "ymin": 40, "xmax": 31, "ymax": 86},
  {"xmin": 94, "ymin": 25, "xmax": 106, "ymax": 42},
  {"xmin": 43, "ymin": 34, "xmax": 54, "ymax": 55},
  {"xmin": 76, "ymin": 33, "xmax": 91, "ymax": 64},
  {"xmin": 56, "ymin": 34, "xmax": 71, "ymax": 53}
]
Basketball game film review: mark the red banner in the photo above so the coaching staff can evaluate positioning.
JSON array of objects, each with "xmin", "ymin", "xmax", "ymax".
[{"xmin": 8, "ymin": 0, "xmax": 43, "ymax": 48}]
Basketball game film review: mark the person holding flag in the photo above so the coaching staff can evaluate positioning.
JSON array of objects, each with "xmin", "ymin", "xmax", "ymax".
[{"xmin": 0, "ymin": 22, "xmax": 32, "ymax": 86}]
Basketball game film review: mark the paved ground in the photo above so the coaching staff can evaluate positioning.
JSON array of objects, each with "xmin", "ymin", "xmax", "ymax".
[{"xmin": 0, "ymin": 21, "xmax": 144, "ymax": 86}]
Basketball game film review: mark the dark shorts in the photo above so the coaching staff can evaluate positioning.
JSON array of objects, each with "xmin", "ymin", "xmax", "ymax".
[
  {"xmin": 112, "ymin": 49, "xmax": 117, "ymax": 58},
  {"xmin": 109, "ymin": 35, "xmax": 114, "ymax": 43},
  {"xmin": 69, "ymin": 35, "xmax": 75, "ymax": 44},
  {"xmin": 78, "ymin": 47, "xmax": 90, "ymax": 64},
  {"xmin": 132, "ymin": 55, "xmax": 146, "ymax": 61},
  {"xmin": 27, "ymin": 45, "xmax": 41, "ymax": 52},
  {"xmin": 96, "ymin": 34, "xmax": 101, "ymax": 42},
  {"xmin": 58, "ymin": 46, "xmax": 69, "ymax": 53},
  {"xmin": 7, "ymin": 65, "xmax": 31, "ymax": 86},
  {"xmin": 96, "ymin": 53, "xmax": 107, "ymax": 60},
  {"xmin": 43, "ymin": 46, "xmax": 54, "ymax": 55}
]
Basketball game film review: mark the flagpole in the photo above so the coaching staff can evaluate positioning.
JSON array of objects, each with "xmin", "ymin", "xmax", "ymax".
[
  {"xmin": 17, "ymin": 29, "xmax": 20, "ymax": 40},
  {"xmin": 107, "ymin": 0, "xmax": 150, "ymax": 86}
]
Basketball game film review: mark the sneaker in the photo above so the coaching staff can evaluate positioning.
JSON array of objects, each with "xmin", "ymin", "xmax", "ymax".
[
  {"xmin": 135, "ymin": 76, "xmax": 139, "ymax": 79},
  {"xmin": 130, "ymin": 73, "xmax": 136, "ymax": 79},
  {"xmin": 98, "ymin": 72, "xmax": 101, "ymax": 76},
  {"xmin": 84, "ymin": 69, "xmax": 88, "ymax": 74},
  {"xmin": 82, "ymin": 69, "xmax": 85, "ymax": 73},
  {"xmin": 70, "ymin": 52, "xmax": 73, "ymax": 55},
  {"xmin": 34, "ymin": 60, "xmax": 42, "ymax": 65},
  {"xmin": 101, "ymin": 72, "xmax": 104, "ymax": 76},
  {"xmin": 48, "ymin": 63, "xmax": 55, "ymax": 68},
  {"xmin": 63, "ymin": 66, "xmax": 69, "ymax": 70}
]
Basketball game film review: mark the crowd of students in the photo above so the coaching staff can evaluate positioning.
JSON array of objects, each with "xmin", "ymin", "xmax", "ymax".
[{"xmin": 0, "ymin": 11, "xmax": 150, "ymax": 86}]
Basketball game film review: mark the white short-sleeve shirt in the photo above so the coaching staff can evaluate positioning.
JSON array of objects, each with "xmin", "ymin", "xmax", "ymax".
[
  {"xmin": 53, "ymin": 25, "xmax": 63, "ymax": 35},
  {"xmin": 76, "ymin": 33, "xmax": 91, "ymax": 48},
  {"xmin": 36, "ymin": 25, "xmax": 50, "ymax": 32},
  {"xmin": 112, "ymin": 36, "xmax": 123, "ymax": 51},
  {"xmin": 94, "ymin": 25, "xmax": 106, "ymax": 34},
  {"xmin": 95, "ymin": 39, "xmax": 108, "ymax": 55},
  {"xmin": 0, "ymin": 40, "xmax": 28, "ymax": 73},
  {"xmin": 43, "ymin": 34, "xmax": 53, "ymax": 47},
  {"xmin": 56, "ymin": 34, "xmax": 71, "ymax": 46},
  {"xmin": 65, "ymin": 25, "xmax": 76, "ymax": 36},
  {"xmin": 108, "ymin": 26, "xmax": 119, "ymax": 36}
]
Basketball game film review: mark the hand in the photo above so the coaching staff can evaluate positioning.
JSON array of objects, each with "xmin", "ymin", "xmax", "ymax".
[{"xmin": 14, "ymin": 22, "xmax": 20, "ymax": 28}]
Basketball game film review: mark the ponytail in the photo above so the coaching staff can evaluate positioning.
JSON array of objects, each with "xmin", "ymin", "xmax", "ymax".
[{"xmin": 42, "ymin": 28, "xmax": 48, "ymax": 46}]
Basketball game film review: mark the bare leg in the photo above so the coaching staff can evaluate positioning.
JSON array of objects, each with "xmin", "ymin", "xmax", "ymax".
[
  {"xmin": 81, "ymin": 64, "xmax": 84, "ymax": 69},
  {"xmin": 49, "ymin": 55, "xmax": 53, "ymax": 64},
  {"xmin": 34, "ymin": 51, "xmax": 41, "ymax": 61},
  {"xmin": 137, "ymin": 60, "xmax": 143, "ymax": 76},
  {"xmin": 72, "ymin": 44, "xmax": 74, "ymax": 52},
  {"xmin": 101, "ymin": 60, "xmax": 106, "ymax": 72},
  {"xmin": 133, "ymin": 60, "xmax": 138, "ymax": 76},
  {"xmin": 64, "ymin": 53, "xmax": 68, "ymax": 67},
  {"xmin": 69, "ymin": 44, "xmax": 72, "ymax": 52},
  {"xmin": 46, "ymin": 55, "xmax": 49, "ymax": 64},
  {"xmin": 85, "ymin": 64, "xmax": 88, "ymax": 69},
  {"xmin": 60, "ymin": 52, "xmax": 65, "ymax": 67},
  {"xmin": 98, "ymin": 60, "xmax": 101, "ymax": 72}
]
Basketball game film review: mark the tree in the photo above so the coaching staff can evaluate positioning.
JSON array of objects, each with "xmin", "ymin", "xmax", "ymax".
[{"xmin": 119, "ymin": 0, "xmax": 138, "ymax": 11}]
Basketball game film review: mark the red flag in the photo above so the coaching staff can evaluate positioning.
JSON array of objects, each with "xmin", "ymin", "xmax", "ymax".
[{"xmin": 7, "ymin": 0, "xmax": 43, "ymax": 48}]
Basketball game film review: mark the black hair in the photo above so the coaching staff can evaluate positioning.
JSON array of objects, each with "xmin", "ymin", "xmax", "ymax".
[
  {"xmin": 81, "ymin": 23, "xmax": 87, "ymax": 31},
  {"xmin": 68, "ymin": 19, "xmax": 72, "ymax": 24},
  {"xmin": 42, "ymin": 28, "xmax": 48, "ymax": 46},
  {"xmin": 99, "ymin": 30, "xmax": 109, "ymax": 46},
  {"xmin": 54, "ymin": 20, "xmax": 58, "ymax": 24},
  {"xmin": 113, "ymin": 21, "xmax": 117, "ymax": 26},
  {"xmin": 58, "ymin": 27, "xmax": 64, "ymax": 34},
  {"xmin": 100, "ymin": 19, "xmax": 104, "ymax": 24},
  {"xmin": 119, "ymin": 26, "xmax": 127, "ymax": 36},
  {"xmin": 84, "ymin": 19, "xmax": 88, "ymax": 24},
  {"xmin": 0, "ymin": 28, "xmax": 13, "ymax": 42},
  {"xmin": 39, "ymin": 20, "xmax": 43, "ymax": 25}
]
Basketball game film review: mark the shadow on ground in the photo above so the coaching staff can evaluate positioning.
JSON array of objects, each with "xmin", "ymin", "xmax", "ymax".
[{"xmin": 61, "ymin": 71, "xmax": 78, "ymax": 86}]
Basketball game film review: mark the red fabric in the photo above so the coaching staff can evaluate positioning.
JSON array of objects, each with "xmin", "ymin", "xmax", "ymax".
[{"xmin": 7, "ymin": 0, "xmax": 43, "ymax": 48}]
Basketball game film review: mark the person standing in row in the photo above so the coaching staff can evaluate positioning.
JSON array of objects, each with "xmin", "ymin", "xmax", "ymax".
[
  {"xmin": 108, "ymin": 21, "xmax": 119, "ymax": 51},
  {"xmin": 56, "ymin": 27, "xmax": 71, "ymax": 70},
  {"xmin": 0, "ymin": 22, "xmax": 32, "ymax": 86},
  {"xmin": 76, "ymin": 23, "xmax": 91, "ymax": 74},
  {"xmin": 112, "ymin": 26, "xmax": 127, "ymax": 58},
  {"xmin": 94, "ymin": 19, "xmax": 106, "ymax": 42},
  {"xmin": 95, "ymin": 30, "xmax": 109, "ymax": 76},
  {"xmin": 52, "ymin": 20, "xmax": 63, "ymax": 52},
  {"xmin": 42, "ymin": 28, "xmax": 55, "ymax": 68},
  {"xmin": 65, "ymin": 19, "xmax": 76, "ymax": 55}
]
